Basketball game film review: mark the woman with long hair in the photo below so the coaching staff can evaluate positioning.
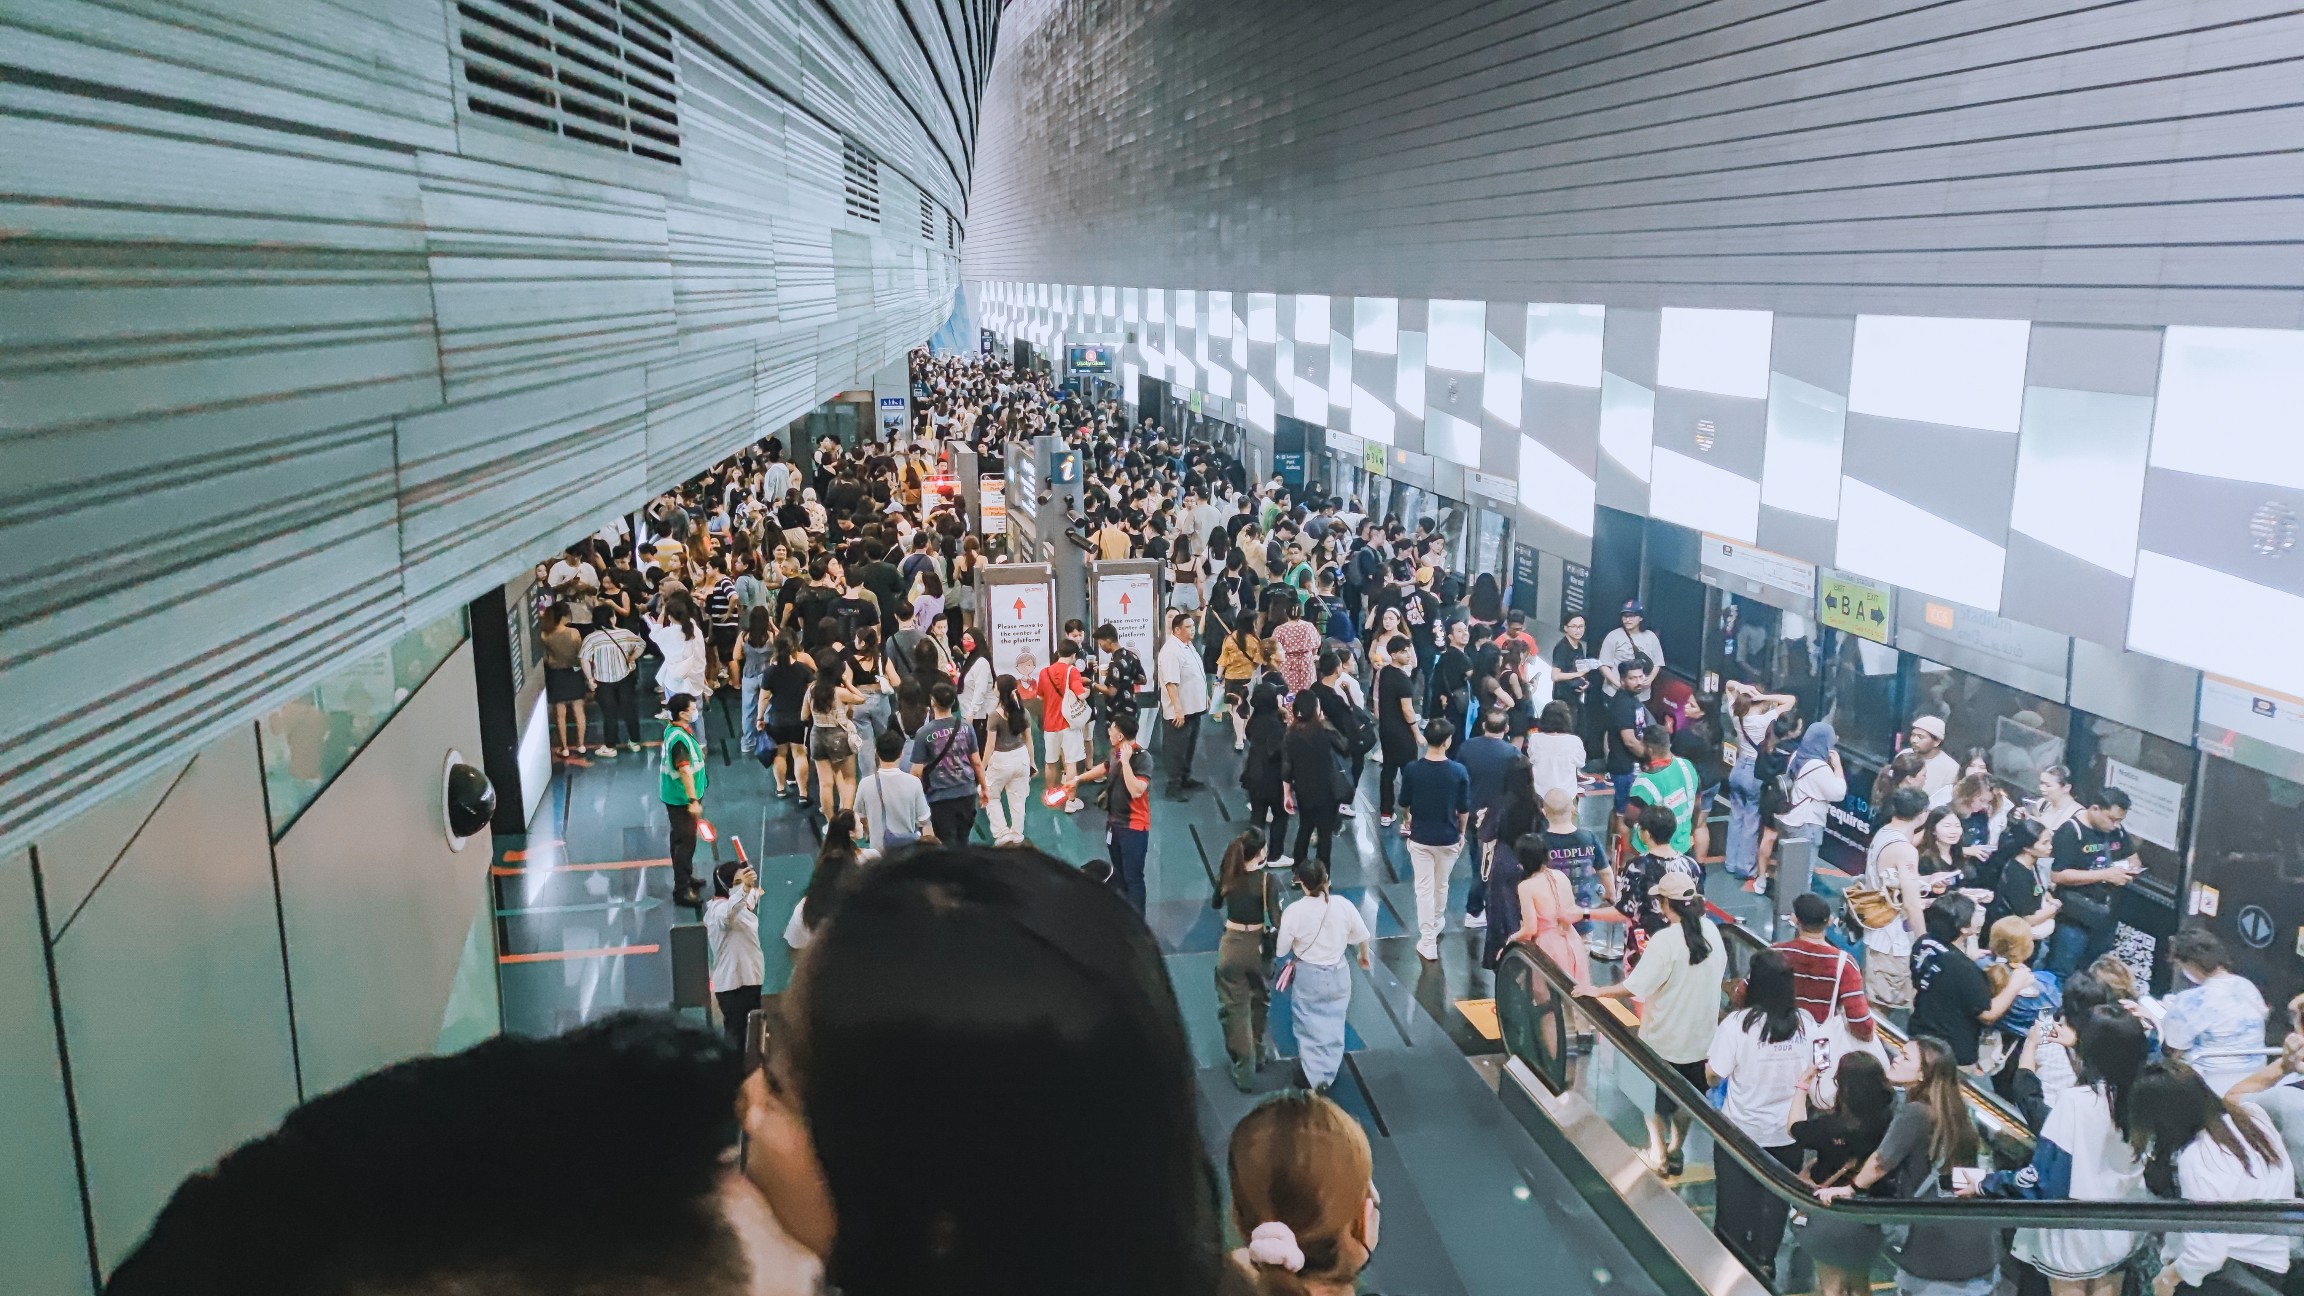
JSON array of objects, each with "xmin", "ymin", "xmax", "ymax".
[
  {"xmin": 1466, "ymin": 570, "xmax": 1503, "ymax": 629},
  {"xmin": 1281, "ymin": 690, "xmax": 1350, "ymax": 868},
  {"xmin": 1982, "ymin": 817, "xmax": 2061, "ymax": 933},
  {"xmin": 949, "ymin": 534, "xmax": 981, "ymax": 635},
  {"xmin": 648, "ymin": 589, "xmax": 711, "ymax": 735},
  {"xmin": 956, "ymin": 630, "xmax": 995, "ymax": 749},
  {"xmin": 1915, "ymin": 806, "xmax": 1966, "ymax": 879},
  {"xmin": 1210, "ymin": 828, "xmax": 1274, "ymax": 1092},
  {"xmin": 1791, "ymin": 1052, "xmax": 1898, "ymax": 1296},
  {"xmin": 1580, "ymin": 871, "xmax": 1723, "ymax": 1176},
  {"xmin": 1374, "ymin": 635, "xmax": 1420, "ymax": 825},
  {"xmin": 1481, "ymin": 753, "xmax": 1541, "ymax": 969},
  {"xmin": 1509, "ymin": 824, "xmax": 1590, "ymax": 987},
  {"xmin": 1240, "ymin": 681, "xmax": 1291, "ymax": 865},
  {"xmin": 2130, "ymin": 1061, "xmax": 2296, "ymax": 1296},
  {"xmin": 1225, "ymin": 1092, "xmax": 1381, "ymax": 1296},
  {"xmin": 784, "ymin": 811, "xmax": 861, "ymax": 951},
  {"xmin": 981, "ymin": 673, "xmax": 1036, "ymax": 846},
  {"xmin": 1527, "ymin": 700, "xmax": 1587, "ymax": 804},
  {"xmin": 1871, "ymin": 749, "xmax": 1929, "ymax": 824},
  {"xmin": 1724, "ymin": 680, "xmax": 1797, "ymax": 890},
  {"xmin": 1703, "ymin": 949, "xmax": 1812, "ymax": 1280},
  {"xmin": 1817, "ymin": 1036, "xmax": 1998, "ymax": 1296},
  {"xmin": 743, "ymin": 845, "xmax": 1231, "ymax": 1296},
  {"xmin": 738, "ymin": 603, "xmax": 775, "ymax": 760},
  {"xmin": 1965, "ymin": 1007, "xmax": 2149, "ymax": 1296},
  {"xmin": 1217, "ymin": 618, "xmax": 1271, "ymax": 750},
  {"xmin": 804, "ymin": 671, "xmax": 865, "ymax": 817},
  {"xmin": 764, "ymin": 633, "xmax": 817, "ymax": 801},
  {"xmin": 1274, "ymin": 857, "xmax": 1372, "ymax": 1094}
]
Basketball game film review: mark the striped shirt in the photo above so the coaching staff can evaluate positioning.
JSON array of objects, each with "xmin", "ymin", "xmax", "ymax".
[
  {"xmin": 580, "ymin": 627, "xmax": 642, "ymax": 684},
  {"xmin": 704, "ymin": 576, "xmax": 740, "ymax": 629},
  {"xmin": 1773, "ymin": 936, "xmax": 1875, "ymax": 1040}
]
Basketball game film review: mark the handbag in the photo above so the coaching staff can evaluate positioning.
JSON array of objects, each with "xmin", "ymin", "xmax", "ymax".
[
  {"xmin": 1842, "ymin": 881, "xmax": 1899, "ymax": 931},
  {"xmin": 1059, "ymin": 665, "xmax": 1093, "ymax": 728},
  {"xmin": 1273, "ymin": 897, "xmax": 1335, "ymax": 993}
]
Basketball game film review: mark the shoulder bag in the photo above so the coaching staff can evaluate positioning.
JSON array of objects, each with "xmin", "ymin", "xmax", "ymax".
[
  {"xmin": 862, "ymin": 771, "xmax": 920, "ymax": 852},
  {"xmin": 1272, "ymin": 898, "xmax": 1335, "ymax": 993},
  {"xmin": 1059, "ymin": 664, "xmax": 1093, "ymax": 728}
]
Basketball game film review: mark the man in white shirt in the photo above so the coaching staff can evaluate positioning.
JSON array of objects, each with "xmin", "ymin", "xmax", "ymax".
[
  {"xmin": 579, "ymin": 619, "xmax": 644, "ymax": 753},
  {"xmin": 1599, "ymin": 599, "xmax": 1666, "ymax": 700},
  {"xmin": 1158, "ymin": 611, "xmax": 1211, "ymax": 798},
  {"xmin": 547, "ymin": 554, "xmax": 600, "ymax": 626},
  {"xmin": 855, "ymin": 729, "xmax": 933, "ymax": 856},
  {"xmin": 1908, "ymin": 714, "xmax": 1960, "ymax": 797}
]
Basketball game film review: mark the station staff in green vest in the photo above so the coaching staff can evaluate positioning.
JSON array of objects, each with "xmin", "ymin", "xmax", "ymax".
[{"xmin": 660, "ymin": 692, "xmax": 708, "ymax": 908}]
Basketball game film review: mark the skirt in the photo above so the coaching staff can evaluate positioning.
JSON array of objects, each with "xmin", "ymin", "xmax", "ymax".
[
  {"xmin": 1289, "ymin": 959, "xmax": 1353, "ymax": 1089},
  {"xmin": 545, "ymin": 666, "xmax": 588, "ymax": 703}
]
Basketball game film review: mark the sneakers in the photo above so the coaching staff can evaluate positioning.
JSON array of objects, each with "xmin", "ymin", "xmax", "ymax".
[
  {"xmin": 1379, "ymin": 813, "xmax": 1395, "ymax": 827},
  {"xmin": 1063, "ymin": 797, "xmax": 1083, "ymax": 814},
  {"xmin": 625, "ymin": 741, "xmax": 642, "ymax": 753},
  {"xmin": 1270, "ymin": 854, "xmax": 1293, "ymax": 870},
  {"xmin": 1338, "ymin": 805, "xmax": 1356, "ymax": 819},
  {"xmin": 1463, "ymin": 912, "xmax": 1487, "ymax": 929},
  {"xmin": 1416, "ymin": 939, "xmax": 1440, "ymax": 962},
  {"xmin": 590, "ymin": 745, "xmax": 616, "ymax": 758}
]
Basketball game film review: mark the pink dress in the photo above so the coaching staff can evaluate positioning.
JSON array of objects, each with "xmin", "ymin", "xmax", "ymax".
[{"xmin": 1516, "ymin": 868, "xmax": 1591, "ymax": 988}]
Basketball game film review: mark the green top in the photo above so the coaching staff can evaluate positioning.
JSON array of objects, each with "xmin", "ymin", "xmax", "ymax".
[
  {"xmin": 659, "ymin": 722, "xmax": 707, "ymax": 806},
  {"xmin": 1630, "ymin": 755, "xmax": 1700, "ymax": 855}
]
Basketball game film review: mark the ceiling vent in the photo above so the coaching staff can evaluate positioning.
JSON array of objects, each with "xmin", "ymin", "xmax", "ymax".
[
  {"xmin": 921, "ymin": 196, "xmax": 936, "ymax": 242},
  {"xmin": 456, "ymin": 0, "xmax": 682, "ymax": 165}
]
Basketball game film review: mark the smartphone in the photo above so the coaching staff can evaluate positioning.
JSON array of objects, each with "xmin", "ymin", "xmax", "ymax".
[
  {"xmin": 1812, "ymin": 1038, "xmax": 1834, "ymax": 1071},
  {"xmin": 1950, "ymin": 1167, "xmax": 1984, "ymax": 1193}
]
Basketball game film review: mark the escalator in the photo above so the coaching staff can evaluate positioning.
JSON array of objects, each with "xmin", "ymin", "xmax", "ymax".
[{"xmin": 1487, "ymin": 924, "xmax": 2304, "ymax": 1296}]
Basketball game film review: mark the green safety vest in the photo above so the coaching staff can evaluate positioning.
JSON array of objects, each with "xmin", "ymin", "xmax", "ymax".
[{"xmin": 659, "ymin": 723, "xmax": 707, "ymax": 806}]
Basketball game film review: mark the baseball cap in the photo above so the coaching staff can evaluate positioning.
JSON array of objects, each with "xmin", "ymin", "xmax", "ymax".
[
  {"xmin": 1910, "ymin": 715, "xmax": 1946, "ymax": 740},
  {"xmin": 1622, "ymin": 599, "xmax": 1645, "ymax": 615},
  {"xmin": 1654, "ymin": 870, "xmax": 1699, "ymax": 902}
]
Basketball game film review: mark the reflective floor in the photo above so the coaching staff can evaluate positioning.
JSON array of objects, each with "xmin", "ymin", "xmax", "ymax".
[{"xmin": 492, "ymin": 687, "xmax": 1679, "ymax": 1296}]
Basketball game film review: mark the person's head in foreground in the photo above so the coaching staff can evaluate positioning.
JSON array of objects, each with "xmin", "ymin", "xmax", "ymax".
[
  {"xmin": 113, "ymin": 845, "xmax": 1225, "ymax": 1296},
  {"xmin": 1226, "ymin": 1090, "xmax": 1380, "ymax": 1296}
]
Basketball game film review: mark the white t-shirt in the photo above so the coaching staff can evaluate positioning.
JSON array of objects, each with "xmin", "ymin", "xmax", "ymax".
[
  {"xmin": 855, "ymin": 766, "xmax": 931, "ymax": 850},
  {"xmin": 1277, "ymin": 894, "xmax": 1372, "ymax": 968},
  {"xmin": 1528, "ymin": 731, "xmax": 1588, "ymax": 802},
  {"xmin": 649, "ymin": 620, "xmax": 709, "ymax": 698},
  {"xmin": 547, "ymin": 559, "xmax": 599, "ymax": 593},
  {"xmin": 1734, "ymin": 705, "xmax": 1785, "ymax": 763},
  {"xmin": 1708, "ymin": 1012, "xmax": 1816, "ymax": 1147},
  {"xmin": 1624, "ymin": 918, "xmax": 1725, "ymax": 1065},
  {"xmin": 1158, "ymin": 637, "xmax": 1210, "ymax": 715}
]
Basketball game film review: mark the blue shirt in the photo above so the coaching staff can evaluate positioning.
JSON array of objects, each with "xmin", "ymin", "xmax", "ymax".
[
  {"xmin": 1400, "ymin": 756, "xmax": 1471, "ymax": 846},
  {"xmin": 1458, "ymin": 736, "xmax": 1518, "ymax": 814},
  {"xmin": 2163, "ymin": 971, "xmax": 2270, "ymax": 1093}
]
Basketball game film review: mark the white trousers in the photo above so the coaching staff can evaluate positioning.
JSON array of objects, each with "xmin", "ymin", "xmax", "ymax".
[
  {"xmin": 983, "ymin": 745, "xmax": 1035, "ymax": 842},
  {"xmin": 1405, "ymin": 839, "xmax": 1462, "ymax": 948}
]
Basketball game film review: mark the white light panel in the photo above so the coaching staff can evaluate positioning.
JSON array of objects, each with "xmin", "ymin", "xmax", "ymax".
[
  {"xmin": 1598, "ymin": 373, "xmax": 1654, "ymax": 480},
  {"xmin": 1836, "ymin": 477, "xmax": 2006, "ymax": 608},
  {"xmin": 2149, "ymin": 326, "xmax": 2304, "ymax": 489},
  {"xmin": 1519, "ymin": 433, "xmax": 1595, "ymax": 536},
  {"xmin": 1658, "ymin": 307, "xmax": 1773, "ymax": 399},
  {"xmin": 1428, "ymin": 299, "xmax": 1484, "ymax": 373},
  {"xmin": 1760, "ymin": 372, "xmax": 1847, "ymax": 520},
  {"xmin": 2128, "ymin": 551, "xmax": 2304, "ymax": 696},
  {"xmin": 1484, "ymin": 329, "xmax": 1522, "ymax": 427},
  {"xmin": 1651, "ymin": 447, "xmax": 1760, "ymax": 542},
  {"xmin": 1848, "ymin": 315, "xmax": 2031, "ymax": 433},
  {"xmin": 1354, "ymin": 297, "xmax": 1399, "ymax": 355}
]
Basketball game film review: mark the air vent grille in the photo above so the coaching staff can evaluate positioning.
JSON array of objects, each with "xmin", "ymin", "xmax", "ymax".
[
  {"xmin": 456, "ymin": 0, "xmax": 682, "ymax": 165},
  {"xmin": 842, "ymin": 137, "xmax": 880, "ymax": 222},
  {"xmin": 947, "ymin": 212, "xmax": 957, "ymax": 250},
  {"xmin": 921, "ymin": 196, "xmax": 936, "ymax": 241}
]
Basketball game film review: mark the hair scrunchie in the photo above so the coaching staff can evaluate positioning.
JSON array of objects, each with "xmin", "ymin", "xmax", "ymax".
[{"xmin": 1233, "ymin": 1221, "xmax": 1306, "ymax": 1273}]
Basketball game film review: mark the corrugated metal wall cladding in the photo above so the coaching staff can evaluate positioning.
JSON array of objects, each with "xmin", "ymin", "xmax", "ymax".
[
  {"xmin": 2, "ymin": 0, "xmax": 996, "ymax": 853},
  {"xmin": 962, "ymin": 0, "xmax": 2304, "ymax": 327}
]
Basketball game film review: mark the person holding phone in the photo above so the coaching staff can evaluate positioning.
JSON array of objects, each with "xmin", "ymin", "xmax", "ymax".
[
  {"xmin": 1704, "ymin": 949, "xmax": 1813, "ymax": 1283},
  {"xmin": 704, "ymin": 859, "xmax": 763, "ymax": 1051}
]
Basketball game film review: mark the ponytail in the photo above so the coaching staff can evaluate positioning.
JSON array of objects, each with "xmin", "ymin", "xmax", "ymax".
[
  {"xmin": 1674, "ymin": 894, "xmax": 1711, "ymax": 965},
  {"xmin": 1218, "ymin": 828, "xmax": 1266, "ymax": 898}
]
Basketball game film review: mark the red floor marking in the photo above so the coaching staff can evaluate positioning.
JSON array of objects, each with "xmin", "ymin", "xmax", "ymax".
[
  {"xmin": 498, "ymin": 943, "xmax": 662, "ymax": 964},
  {"xmin": 491, "ymin": 858, "xmax": 671, "ymax": 876}
]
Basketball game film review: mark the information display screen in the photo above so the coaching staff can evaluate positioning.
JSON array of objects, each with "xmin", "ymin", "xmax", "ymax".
[{"xmin": 1067, "ymin": 344, "xmax": 1113, "ymax": 373}]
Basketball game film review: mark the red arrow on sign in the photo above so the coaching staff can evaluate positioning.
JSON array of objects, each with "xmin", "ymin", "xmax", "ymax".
[
  {"xmin": 1013, "ymin": 596, "xmax": 1027, "ymax": 617},
  {"xmin": 1118, "ymin": 592, "xmax": 1131, "ymax": 613}
]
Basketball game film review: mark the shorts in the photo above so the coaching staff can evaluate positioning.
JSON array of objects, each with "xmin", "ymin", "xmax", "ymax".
[
  {"xmin": 711, "ymin": 626, "xmax": 738, "ymax": 660},
  {"xmin": 769, "ymin": 719, "xmax": 807, "ymax": 746},
  {"xmin": 545, "ymin": 666, "xmax": 588, "ymax": 703},
  {"xmin": 1222, "ymin": 676, "xmax": 1252, "ymax": 707},
  {"xmin": 1655, "ymin": 1058, "xmax": 1708, "ymax": 1117},
  {"xmin": 1044, "ymin": 725, "xmax": 1086, "ymax": 764},
  {"xmin": 1611, "ymin": 771, "xmax": 1636, "ymax": 813}
]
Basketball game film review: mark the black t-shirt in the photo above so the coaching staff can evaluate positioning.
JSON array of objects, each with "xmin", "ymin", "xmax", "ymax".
[
  {"xmin": 829, "ymin": 595, "xmax": 878, "ymax": 645},
  {"xmin": 2051, "ymin": 817, "xmax": 2135, "ymax": 928},
  {"xmin": 792, "ymin": 585, "xmax": 838, "ymax": 647},
  {"xmin": 1539, "ymin": 828, "xmax": 1603, "ymax": 889},
  {"xmin": 1551, "ymin": 637, "xmax": 1592, "ymax": 701},
  {"xmin": 1377, "ymin": 666, "xmax": 1417, "ymax": 741},
  {"xmin": 1603, "ymin": 689, "xmax": 1650, "ymax": 776},
  {"xmin": 1908, "ymin": 937, "xmax": 1993, "ymax": 1065},
  {"xmin": 764, "ymin": 660, "xmax": 816, "ymax": 722}
]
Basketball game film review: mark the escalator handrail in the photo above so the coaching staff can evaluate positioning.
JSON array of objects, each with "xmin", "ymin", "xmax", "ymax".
[
  {"xmin": 1709, "ymin": 917, "xmax": 2036, "ymax": 1144},
  {"xmin": 1499, "ymin": 943, "xmax": 2304, "ymax": 1233}
]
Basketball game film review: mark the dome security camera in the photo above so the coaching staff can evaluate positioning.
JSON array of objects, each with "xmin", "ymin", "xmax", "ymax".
[{"xmin": 443, "ymin": 751, "xmax": 496, "ymax": 849}]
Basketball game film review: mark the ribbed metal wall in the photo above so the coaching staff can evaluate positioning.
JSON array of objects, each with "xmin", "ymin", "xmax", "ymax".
[
  {"xmin": 0, "ymin": 0, "xmax": 1001, "ymax": 854},
  {"xmin": 964, "ymin": 0, "xmax": 2304, "ymax": 328}
]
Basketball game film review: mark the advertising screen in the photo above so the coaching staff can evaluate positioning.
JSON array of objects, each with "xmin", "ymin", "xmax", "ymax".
[{"xmin": 1067, "ymin": 344, "xmax": 1113, "ymax": 373}]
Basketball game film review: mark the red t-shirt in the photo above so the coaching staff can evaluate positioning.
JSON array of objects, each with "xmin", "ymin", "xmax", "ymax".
[
  {"xmin": 1774, "ymin": 936, "xmax": 1875, "ymax": 1040},
  {"xmin": 1035, "ymin": 661, "xmax": 1085, "ymax": 732}
]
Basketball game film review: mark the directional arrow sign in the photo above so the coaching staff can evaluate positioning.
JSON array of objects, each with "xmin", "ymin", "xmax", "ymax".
[
  {"xmin": 1095, "ymin": 569, "xmax": 1158, "ymax": 689},
  {"xmin": 989, "ymin": 581, "xmax": 1052, "ymax": 679}
]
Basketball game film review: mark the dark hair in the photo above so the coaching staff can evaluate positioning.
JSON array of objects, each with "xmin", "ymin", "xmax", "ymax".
[
  {"xmin": 1791, "ymin": 891, "xmax": 1832, "ymax": 932},
  {"xmin": 1739, "ymin": 948, "xmax": 1802, "ymax": 1043},
  {"xmin": 785, "ymin": 846, "xmax": 1222, "ymax": 1296},
  {"xmin": 665, "ymin": 691, "xmax": 697, "ymax": 721},
  {"xmin": 804, "ymin": 814, "xmax": 860, "ymax": 927},
  {"xmin": 1922, "ymin": 893, "xmax": 1975, "ymax": 946},
  {"xmin": 1905, "ymin": 1035, "xmax": 1981, "ymax": 1169},
  {"xmin": 2059, "ymin": 972, "xmax": 2115, "ymax": 1028},
  {"xmin": 1670, "ymin": 891, "xmax": 1710, "ymax": 965},
  {"xmin": 1983, "ymin": 817, "xmax": 2046, "ymax": 875},
  {"xmin": 930, "ymin": 681, "xmax": 959, "ymax": 712},
  {"xmin": 1830, "ymin": 1051, "xmax": 1896, "ymax": 1134},
  {"xmin": 1219, "ymin": 828, "xmax": 1267, "ymax": 899},
  {"xmin": 1538, "ymin": 701, "xmax": 1573, "ymax": 734},
  {"xmin": 1421, "ymin": 718, "xmax": 1453, "ymax": 748},
  {"xmin": 1111, "ymin": 707, "xmax": 1140, "ymax": 741},
  {"xmin": 2089, "ymin": 786, "xmax": 2133, "ymax": 813},
  {"xmin": 1622, "ymin": 653, "xmax": 1653, "ymax": 678},
  {"xmin": 108, "ymin": 1015, "xmax": 750, "ymax": 1295},
  {"xmin": 2129, "ymin": 1060, "xmax": 2282, "ymax": 1199},
  {"xmin": 1095, "ymin": 622, "xmax": 1119, "ymax": 644},
  {"xmin": 2170, "ymin": 925, "xmax": 2230, "ymax": 974},
  {"xmin": 745, "ymin": 602, "xmax": 772, "ymax": 648},
  {"xmin": 1294, "ymin": 856, "xmax": 1331, "ymax": 896},
  {"xmin": 2075, "ymin": 1005, "xmax": 2150, "ymax": 1137},
  {"xmin": 875, "ymin": 726, "xmax": 906, "ymax": 763},
  {"xmin": 995, "ymin": 673, "xmax": 1026, "ymax": 732},
  {"xmin": 1886, "ymin": 785, "xmax": 1931, "ymax": 823},
  {"xmin": 1636, "ymin": 803, "xmax": 1677, "ymax": 851}
]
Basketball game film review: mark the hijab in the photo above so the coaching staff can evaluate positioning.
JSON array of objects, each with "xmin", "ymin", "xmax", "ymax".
[{"xmin": 1790, "ymin": 721, "xmax": 1836, "ymax": 779}]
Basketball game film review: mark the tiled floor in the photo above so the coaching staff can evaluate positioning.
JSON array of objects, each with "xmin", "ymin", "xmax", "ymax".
[{"xmin": 491, "ymin": 694, "xmax": 1672, "ymax": 1296}]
